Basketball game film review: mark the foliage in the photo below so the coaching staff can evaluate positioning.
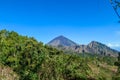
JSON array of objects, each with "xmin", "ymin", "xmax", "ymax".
[
  {"xmin": 0, "ymin": 30, "xmax": 46, "ymax": 80},
  {"xmin": 0, "ymin": 30, "xmax": 118, "ymax": 80}
]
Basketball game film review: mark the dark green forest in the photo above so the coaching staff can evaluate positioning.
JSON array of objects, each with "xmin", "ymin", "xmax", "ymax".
[{"xmin": 0, "ymin": 30, "xmax": 120, "ymax": 80}]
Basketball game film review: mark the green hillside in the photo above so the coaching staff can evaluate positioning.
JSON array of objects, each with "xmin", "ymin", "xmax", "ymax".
[{"xmin": 0, "ymin": 30, "xmax": 119, "ymax": 80}]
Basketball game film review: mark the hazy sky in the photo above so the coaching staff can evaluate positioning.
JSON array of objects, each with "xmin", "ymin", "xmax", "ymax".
[{"xmin": 0, "ymin": 0, "xmax": 120, "ymax": 50}]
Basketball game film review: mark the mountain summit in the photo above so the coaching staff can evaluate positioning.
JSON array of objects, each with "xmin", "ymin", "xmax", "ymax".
[{"xmin": 47, "ymin": 35, "xmax": 78, "ymax": 47}]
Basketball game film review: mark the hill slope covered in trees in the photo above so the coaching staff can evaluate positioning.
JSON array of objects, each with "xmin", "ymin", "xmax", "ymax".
[{"xmin": 0, "ymin": 30, "xmax": 119, "ymax": 80}]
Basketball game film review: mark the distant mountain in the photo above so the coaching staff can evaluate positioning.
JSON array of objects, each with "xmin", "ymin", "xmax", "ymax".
[
  {"xmin": 85, "ymin": 41, "xmax": 118, "ymax": 57},
  {"xmin": 47, "ymin": 36, "xmax": 118, "ymax": 57},
  {"xmin": 48, "ymin": 35, "xmax": 78, "ymax": 47}
]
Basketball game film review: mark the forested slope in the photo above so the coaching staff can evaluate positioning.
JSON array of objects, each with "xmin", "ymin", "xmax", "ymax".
[{"xmin": 0, "ymin": 30, "xmax": 119, "ymax": 80}]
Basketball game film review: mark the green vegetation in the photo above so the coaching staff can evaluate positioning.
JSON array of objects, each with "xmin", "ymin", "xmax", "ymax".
[
  {"xmin": 113, "ymin": 52, "xmax": 120, "ymax": 80},
  {"xmin": 0, "ymin": 30, "xmax": 118, "ymax": 80}
]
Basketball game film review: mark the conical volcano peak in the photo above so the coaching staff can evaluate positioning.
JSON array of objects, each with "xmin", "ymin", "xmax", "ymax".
[{"xmin": 47, "ymin": 35, "xmax": 78, "ymax": 47}]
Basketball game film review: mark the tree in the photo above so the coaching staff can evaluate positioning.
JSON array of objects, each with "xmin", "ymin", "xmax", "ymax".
[
  {"xmin": 0, "ymin": 30, "xmax": 46, "ymax": 80},
  {"xmin": 114, "ymin": 52, "xmax": 120, "ymax": 73},
  {"xmin": 110, "ymin": 0, "xmax": 120, "ymax": 21}
]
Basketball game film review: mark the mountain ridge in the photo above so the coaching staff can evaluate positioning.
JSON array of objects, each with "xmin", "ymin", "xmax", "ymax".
[{"xmin": 47, "ymin": 35, "xmax": 118, "ymax": 57}]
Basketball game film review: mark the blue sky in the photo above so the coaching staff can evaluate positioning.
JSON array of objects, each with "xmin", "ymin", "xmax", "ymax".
[{"xmin": 0, "ymin": 0, "xmax": 120, "ymax": 50}]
